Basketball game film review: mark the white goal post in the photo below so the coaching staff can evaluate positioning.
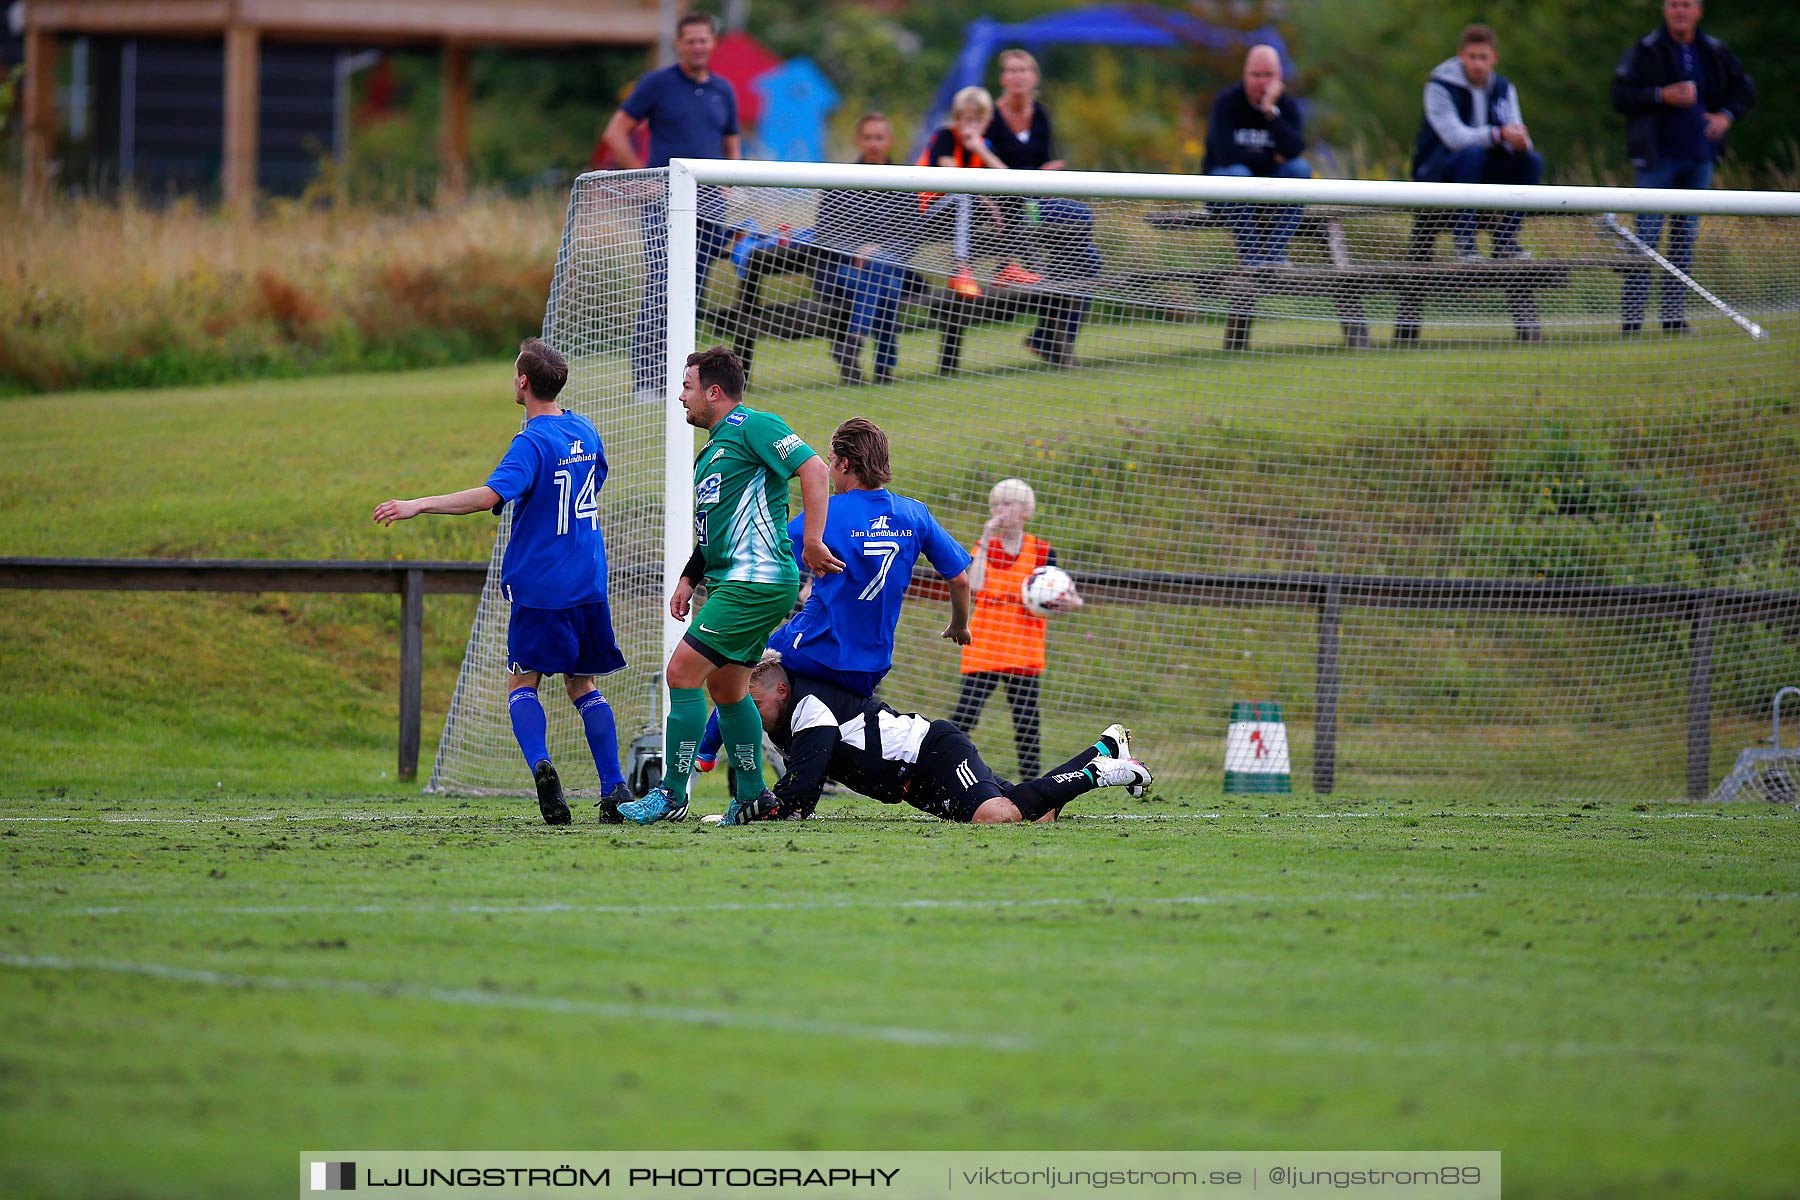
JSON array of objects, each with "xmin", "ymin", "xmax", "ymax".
[{"xmin": 430, "ymin": 160, "xmax": 1800, "ymax": 806}]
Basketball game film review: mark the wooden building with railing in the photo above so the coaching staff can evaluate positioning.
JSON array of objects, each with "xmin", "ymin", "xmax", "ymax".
[{"xmin": 15, "ymin": 0, "xmax": 672, "ymax": 209}]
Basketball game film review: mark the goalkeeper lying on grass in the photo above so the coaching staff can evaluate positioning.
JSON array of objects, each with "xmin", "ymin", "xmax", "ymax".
[{"xmin": 716, "ymin": 659, "xmax": 1151, "ymax": 825}]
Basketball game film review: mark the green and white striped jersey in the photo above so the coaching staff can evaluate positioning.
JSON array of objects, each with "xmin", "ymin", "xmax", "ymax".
[{"xmin": 693, "ymin": 405, "xmax": 816, "ymax": 585}]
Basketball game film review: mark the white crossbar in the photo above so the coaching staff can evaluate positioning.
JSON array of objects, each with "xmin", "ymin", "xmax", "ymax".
[{"xmin": 638, "ymin": 158, "xmax": 1800, "ymax": 218}]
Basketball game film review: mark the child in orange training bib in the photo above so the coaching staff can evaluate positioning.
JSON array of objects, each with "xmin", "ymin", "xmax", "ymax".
[{"xmin": 949, "ymin": 477, "xmax": 1082, "ymax": 779}]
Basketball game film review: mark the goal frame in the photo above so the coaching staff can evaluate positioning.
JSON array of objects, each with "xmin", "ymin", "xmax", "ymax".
[{"xmin": 652, "ymin": 158, "xmax": 1800, "ymax": 713}]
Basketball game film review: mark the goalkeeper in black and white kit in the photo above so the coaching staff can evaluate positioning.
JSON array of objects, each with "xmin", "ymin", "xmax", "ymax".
[{"xmin": 737, "ymin": 659, "xmax": 1152, "ymax": 824}]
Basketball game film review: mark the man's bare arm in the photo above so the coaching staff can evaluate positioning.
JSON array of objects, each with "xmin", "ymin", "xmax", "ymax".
[
  {"xmin": 602, "ymin": 110, "xmax": 645, "ymax": 170},
  {"xmin": 796, "ymin": 457, "xmax": 845, "ymax": 576},
  {"xmin": 373, "ymin": 486, "xmax": 502, "ymax": 526}
]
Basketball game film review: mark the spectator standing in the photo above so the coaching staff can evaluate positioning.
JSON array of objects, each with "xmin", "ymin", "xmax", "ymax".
[
  {"xmin": 1410, "ymin": 24, "xmax": 1542, "ymax": 261},
  {"xmin": 1203, "ymin": 44, "xmax": 1312, "ymax": 265},
  {"xmin": 987, "ymin": 48, "xmax": 1099, "ymax": 366},
  {"xmin": 602, "ymin": 12, "xmax": 742, "ymax": 402},
  {"xmin": 1612, "ymin": 0, "xmax": 1755, "ymax": 334},
  {"xmin": 949, "ymin": 478, "xmax": 1083, "ymax": 781}
]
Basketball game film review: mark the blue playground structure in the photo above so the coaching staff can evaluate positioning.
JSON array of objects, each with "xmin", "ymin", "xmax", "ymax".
[{"xmin": 923, "ymin": 4, "xmax": 1293, "ymax": 148}]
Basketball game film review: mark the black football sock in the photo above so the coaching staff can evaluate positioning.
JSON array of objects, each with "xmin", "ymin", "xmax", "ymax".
[
  {"xmin": 1050, "ymin": 745, "xmax": 1102, "ymax": 776},
  {"xmin": 1006, "ymin": 763, "xmax": 1100, "ymax": 822}
]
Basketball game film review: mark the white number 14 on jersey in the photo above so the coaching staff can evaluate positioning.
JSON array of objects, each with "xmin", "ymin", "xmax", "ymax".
[{"xmin": 553, "ymin": 467, "xmax": 600, "ymax": 535}]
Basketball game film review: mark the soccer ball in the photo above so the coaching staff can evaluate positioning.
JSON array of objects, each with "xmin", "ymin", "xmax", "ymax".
[{"xmin": 1021, "ymin": 565, "xmax": 1076, "ymax": 617}]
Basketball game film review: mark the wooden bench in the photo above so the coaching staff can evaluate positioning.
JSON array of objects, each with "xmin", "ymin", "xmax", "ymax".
[
  {"xmin": 704, "ymin": 241, "xmax": 851, "ymax": 379},
  {"xmin": 1146, "ymin": 206, "xmax": 1378, "ymax": 347},
  {"xmin": 707, "ymin": 209, "xmax": 1639, "ymax": 372},
  {"xmin": 706, "ymin": 239, "xmax": 1093, "ymax": 379},
  {"xmin": 1147, "ymin": 206, "xmax": 1636, "ymax": 349},
  {"xmin": 925, "ymin": 282, "xmax": 1088, "ymax": 373}
]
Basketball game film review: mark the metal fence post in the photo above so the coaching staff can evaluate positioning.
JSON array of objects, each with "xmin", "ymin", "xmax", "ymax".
[
  {"xmin": 399, "ymin": 568, "xmax": 425, "ymax": 782},
  {"xmin": 1314, "ymin": 580, "xmax": 1342, "ymax": 794},
  {"xmin": 1687, "ymin": 597, "xmax": 1716, "ymax": 801}
]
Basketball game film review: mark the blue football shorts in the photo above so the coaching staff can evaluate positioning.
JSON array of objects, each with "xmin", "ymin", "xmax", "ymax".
[{"xmin": 506, "ymin": 600, "xmax": 626, "ymax": 678}]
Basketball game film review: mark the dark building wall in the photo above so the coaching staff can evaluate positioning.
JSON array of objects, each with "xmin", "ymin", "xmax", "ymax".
[
  {"xmin": 1, "ymin": 29, "xmax": 22, "ymax": 156},
  {"xmin": 259, "ymin": 44, "xmax": 342, "ymax": 195},
  {"xmin": 94, "ymin": 38, "xmax": 224, "ymax": 197},
  {"xmin": 87, "ymin": 37, "xmax": 340, "ymax": 200}
]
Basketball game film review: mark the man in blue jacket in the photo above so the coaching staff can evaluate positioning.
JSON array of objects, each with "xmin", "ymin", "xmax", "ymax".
[
  {"xmin": 1612, "ymin": 0, "xmax": 1755, "ymax": 334},
  {"xmin": 1411, "ymin": 24, "xmax": 1542, "ymax": 261},
  {"xmin": 1204, "ymin": 45, "xmax": 1311, "ymax": 266}
]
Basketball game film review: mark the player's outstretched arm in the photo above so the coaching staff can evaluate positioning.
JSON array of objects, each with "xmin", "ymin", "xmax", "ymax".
[
  {"xmin": 372, "ymin": 486, "xmax": 501, "ymax": 526},
  {"xmin": 771, "ymin": 725, "xmax": 839, "ymax": 813}
]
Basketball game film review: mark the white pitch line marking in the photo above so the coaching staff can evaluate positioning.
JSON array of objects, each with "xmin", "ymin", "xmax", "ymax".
[
  {"xmin": 0, "ymin": 953, "xmax": 1030, "ymax": 1052},
  {"xmin": 26, "ymin": 891, "xmax": 1489, "ymax": 919},
  {"xmin": 3, "ymin": 808, "xmax": 1787, "ymax": 825},
  {"xmin": 24, "ymin": 889, "xmax": 1795, "ymax": 922}
]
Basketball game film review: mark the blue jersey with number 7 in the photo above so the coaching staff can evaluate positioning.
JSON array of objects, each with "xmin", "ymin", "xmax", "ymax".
[
  {"xmin": 485, "ymin": 411, "xmax": 610, "ymax": 609},
  {"xmin": 773, "ymin": 489, "xmax": 970, "ymax": 682}
]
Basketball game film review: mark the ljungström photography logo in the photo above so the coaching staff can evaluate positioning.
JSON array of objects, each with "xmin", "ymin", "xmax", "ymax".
[{"xmin": 310, "ymin": 1161, "xmax": 356, "ymax": 1191}]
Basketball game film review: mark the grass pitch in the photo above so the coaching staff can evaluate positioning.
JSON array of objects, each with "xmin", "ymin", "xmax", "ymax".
[
  {"xmin": 2, "ymin": 322, "xmax": 1796, "ymax": 1199},
  {"xmin": 2, "ymin": 316, "xmax": 1796, "ymax": 801},
  {"xmin": 2, "ymin": 794, "xmax": 1796, "ymax": 1200}
]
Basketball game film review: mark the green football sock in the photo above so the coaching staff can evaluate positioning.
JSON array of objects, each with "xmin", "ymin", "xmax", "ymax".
[
  {"xmin": 716, "ymin": 693, "xmax": 768, "ymax": 803},
  {"xmin": 663, "ymin": 687, "xmax": 708, "ymax": 802}
]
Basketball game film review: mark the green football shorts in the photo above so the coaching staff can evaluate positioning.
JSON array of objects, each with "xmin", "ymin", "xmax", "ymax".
[{"xmin": 686, "ymin": 579, "xmax": 799, "ymax": 667}]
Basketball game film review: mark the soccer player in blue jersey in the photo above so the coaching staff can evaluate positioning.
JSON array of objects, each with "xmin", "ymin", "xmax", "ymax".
[
  {"xmin": 692, "ymin": 418, "xmax": 974, "ymax": 800},
  {"xmin": 773, "ymin": 416, "xmax": 974, "ymax": 689},
  {"xmin": 373, "ymin": 339, "xmax": 629, "ymax": 827}
]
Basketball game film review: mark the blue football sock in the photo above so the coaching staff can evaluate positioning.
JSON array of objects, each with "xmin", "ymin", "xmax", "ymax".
[
  {"xmin": 508, "ymin": 686, "xmax": 550, "ymax": 769},
  {"xmin": 575, "ymin": 690, "xmax": 625, "ymax": 791},
  {"xmin": 697, "ymin": 709, "xmax": 724, "ymax": 763}
]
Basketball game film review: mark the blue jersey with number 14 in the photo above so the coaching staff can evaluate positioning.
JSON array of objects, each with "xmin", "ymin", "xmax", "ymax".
[
  {"xmin": 485, "ymin": 411, "xmax": 610, "ymax": 610},
  {"xmin": 773, "ymin": 489, "xmax": 970, "ymax": 681}
]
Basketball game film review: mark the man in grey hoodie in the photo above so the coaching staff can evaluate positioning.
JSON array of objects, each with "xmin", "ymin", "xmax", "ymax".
[{"xmin": 1410, "ymin": 24, "xmax": 1543, "ymax": 261}]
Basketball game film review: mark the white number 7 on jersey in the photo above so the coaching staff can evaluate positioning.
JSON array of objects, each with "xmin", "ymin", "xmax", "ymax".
[{"xmin": 858, "ymin": 539, "xmax": 900, "ymax": 601}]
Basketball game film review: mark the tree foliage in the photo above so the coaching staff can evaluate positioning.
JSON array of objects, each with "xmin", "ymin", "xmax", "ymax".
[
  {"xmin": 1292, "ymin": 0, "xmax": 1798, "ymax": 182},
  {"xmin": 327, "ymin": 1, "xmax": 1796, "ymax": 192}
]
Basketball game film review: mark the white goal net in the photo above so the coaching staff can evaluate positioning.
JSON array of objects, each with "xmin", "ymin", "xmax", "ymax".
[{"xmin": 431, "ymin": 162, "xmax": 1800, "ymax": 805}]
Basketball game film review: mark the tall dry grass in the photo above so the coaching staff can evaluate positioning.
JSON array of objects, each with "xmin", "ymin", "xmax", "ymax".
[{"xmin": 3, "ymin": 191, "xmax": 566, "ymax": 394}]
